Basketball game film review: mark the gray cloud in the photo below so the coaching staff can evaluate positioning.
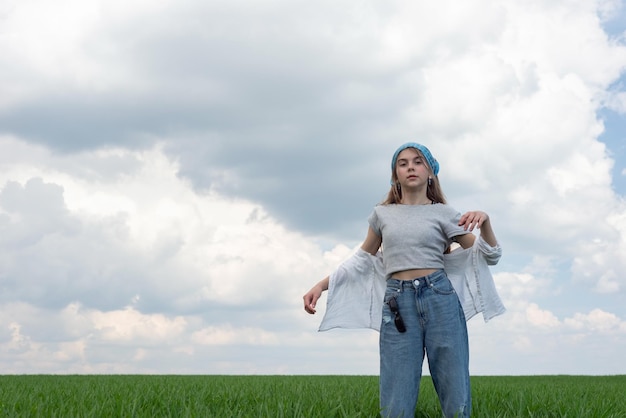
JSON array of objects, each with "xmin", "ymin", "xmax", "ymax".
[{"xmin": 0, "ymin": 1, "xmax": 448, "ymax": 239}]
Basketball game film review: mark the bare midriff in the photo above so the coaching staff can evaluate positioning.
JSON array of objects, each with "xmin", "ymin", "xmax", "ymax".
[{"xmin": 391, "ymin": 268, "xmax": 439, "ymax": 281}]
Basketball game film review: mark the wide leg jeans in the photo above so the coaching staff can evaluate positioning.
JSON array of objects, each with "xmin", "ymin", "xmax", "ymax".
[{"xmin": 379, "ymin": 270, "xmax": 471, "ymax": 418}]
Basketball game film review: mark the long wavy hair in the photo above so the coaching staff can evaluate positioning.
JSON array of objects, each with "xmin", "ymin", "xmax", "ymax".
[{"xmin": 382, "ymin": 147, "xmax": 447, "ymax": 205}]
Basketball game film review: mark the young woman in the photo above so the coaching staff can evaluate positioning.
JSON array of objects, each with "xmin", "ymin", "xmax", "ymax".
[{"xmin": 303, "ymin": 143, "xmax": 500, "ymax": 417}]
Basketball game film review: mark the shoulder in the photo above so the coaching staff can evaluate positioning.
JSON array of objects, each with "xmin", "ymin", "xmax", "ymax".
[
  {"xmin": 369, "ymin": 204, "xmax": 387, "ymax": 222},
  {"xmin": 369, "ymin": 204, "xmax": 403, "ymax": 225},
  {"xmin": 372, "ymin": 203, "xmax": 396, "ymax": 214},
  {"xmin": 432, "ymin": 203, "xmax": 461, "ymax": 217},
  {"xmin": 434, "ymin": 203, "xmax": 458, "ymax": 211}
]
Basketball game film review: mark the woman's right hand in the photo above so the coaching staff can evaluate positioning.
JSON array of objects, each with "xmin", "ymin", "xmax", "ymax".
[{"xmin": 303, "ymin": 283, "xmax": 325, "ymax": 314}]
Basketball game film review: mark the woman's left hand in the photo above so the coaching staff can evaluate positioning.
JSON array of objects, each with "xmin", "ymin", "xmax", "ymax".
[{"xmin": 459, "ymin": 211, "xmax": 489, "ymax": 232}]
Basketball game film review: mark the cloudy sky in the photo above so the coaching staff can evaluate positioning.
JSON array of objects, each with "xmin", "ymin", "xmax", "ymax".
[{"xmin": 1, "ymin": 0, "xmax": 626, "ymax": 375}]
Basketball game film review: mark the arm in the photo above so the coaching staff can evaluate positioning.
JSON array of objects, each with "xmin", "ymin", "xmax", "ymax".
[
  {"xmin": 456, "ymin": 211, "xmax": 498, "ymax": 248},
  {"xmin": 303, "ymin": 227, "xmax": 382, "ymax": 314}
]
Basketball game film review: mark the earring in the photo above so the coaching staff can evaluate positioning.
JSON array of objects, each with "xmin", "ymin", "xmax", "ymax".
[
  {"xmin": 428, "ymin": 177, "xmax": 432, "ymax": 186},
  {"xmin": 396, "ymin": 183, "xmax": 401, "ymax": 191}
]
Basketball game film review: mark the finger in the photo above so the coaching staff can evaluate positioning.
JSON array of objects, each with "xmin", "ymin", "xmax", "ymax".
[
  {"xmin": 303, "ymin": 295, "xmax": 312, "ymax": 310},
  {"xmin": 458, "ymin": 212, "xmax": 470, "ymax": 226},
  {"xmin": 306, "ymin": 293, "xmax": 318, "ymax": 311}
]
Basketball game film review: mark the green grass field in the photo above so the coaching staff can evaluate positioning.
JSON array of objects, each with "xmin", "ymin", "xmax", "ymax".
[{"xmin": 0, "ymin": 375, "xmax": 623, "ymax": 417}]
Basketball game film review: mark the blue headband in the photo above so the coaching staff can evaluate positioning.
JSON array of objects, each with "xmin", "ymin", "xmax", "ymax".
[{"xmin": 391, "ymin": 143, "xmax": 439, "ymax": 182}]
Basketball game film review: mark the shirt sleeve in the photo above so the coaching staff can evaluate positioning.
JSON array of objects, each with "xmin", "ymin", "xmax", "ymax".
[
  {"xmin": 367, "ymin": 207, "xmax": 381, "ymax": 236},
  {"xmin": 442, "ymin": 206, "xmax": 470, "ymax": 240}
]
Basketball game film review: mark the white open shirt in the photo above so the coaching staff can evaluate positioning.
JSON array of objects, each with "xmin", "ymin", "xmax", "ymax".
[{"xmin": 319, "ymin": 236, "xmax": 506, "ymax": 332}]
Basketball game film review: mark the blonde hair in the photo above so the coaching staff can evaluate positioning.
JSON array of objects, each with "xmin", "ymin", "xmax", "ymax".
[{"xmin": 382, "ymin": 147, "xmax": 447, "ymax": 205}]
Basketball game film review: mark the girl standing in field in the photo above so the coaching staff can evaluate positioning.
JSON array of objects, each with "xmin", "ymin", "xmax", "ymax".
[{"xmin": 303, "ymin": 143, "xmax": 500, "ymax": 418}]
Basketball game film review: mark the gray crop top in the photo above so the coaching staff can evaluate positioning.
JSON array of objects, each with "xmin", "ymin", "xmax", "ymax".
[{"xmin": 368, "ymin": 203, "xmax": 470, "ymax": 277}]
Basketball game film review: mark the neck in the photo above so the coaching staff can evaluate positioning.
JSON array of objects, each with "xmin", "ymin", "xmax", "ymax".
[{"xmin": 400, "ymin": 189, "xmax": 431, "ymax": 205}]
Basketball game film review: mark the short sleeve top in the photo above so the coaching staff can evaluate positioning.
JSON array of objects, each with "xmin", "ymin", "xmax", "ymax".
[{"xmin": 367, "ymin": 203, "xmax": 469, "ymax": 276}]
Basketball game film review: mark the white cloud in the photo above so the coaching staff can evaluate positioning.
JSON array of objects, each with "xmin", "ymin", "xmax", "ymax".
[
  {"xmin": 564, "ymin": 309, "xmax": 626, "ymax": 333},
  {"xmin": 494, "ymin": 272, "xmax": 543, "ymax": 301},
  {"xmin": 6, "ymin": 322, "xmax": 32, "ymax": 352},
  {"xmin": 571, "ymin": 208, "xmax": 626, "ymax": 292},
  {"xmin": 0, "ymin": 137, "xmax": 352, "ymax": 372},
  {"xmin": 0, "ymin": 0, "xmax": 625, "ymax": 375},
  {"xmin": 526, "ymin": 303, "xmax": 561, "ymax": 328},
  {"xmin": 90, "ymin": 307, "xmax": 188, "ymax": 342},
  {"xmin": 0, "ymin": 139, "xmax": 339, "ymax": 313},
  {"xmin": 191, "ymin": 325, "xmax": 279, "ymax": 346}
]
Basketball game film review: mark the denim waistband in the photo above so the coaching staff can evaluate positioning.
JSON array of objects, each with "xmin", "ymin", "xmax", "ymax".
[{"xmin": 387, "ymin": 269, "xmax": 447, "ymax": 291}]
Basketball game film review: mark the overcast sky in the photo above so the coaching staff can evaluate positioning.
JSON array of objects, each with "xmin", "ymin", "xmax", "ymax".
[{"xmin": 1, "ymin": 0, "xmax": 626, "ymax": 375}]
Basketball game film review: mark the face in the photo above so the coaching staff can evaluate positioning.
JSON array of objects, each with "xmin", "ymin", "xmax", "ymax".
[{"xmin": 395, "ymin": 148, "xmax": 430, "ymax": 188}]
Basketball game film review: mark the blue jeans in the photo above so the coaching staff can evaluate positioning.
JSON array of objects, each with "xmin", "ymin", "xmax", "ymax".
[{"xmin": 379, "ymin": 270, "xmax": 471, "ymax": 418}]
